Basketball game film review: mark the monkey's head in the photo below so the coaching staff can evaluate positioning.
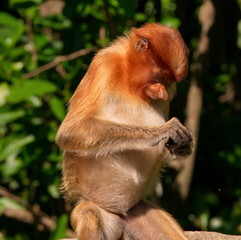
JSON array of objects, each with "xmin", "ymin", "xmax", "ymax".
[
  {"xmin": 69, "ymin": 23, "xmax": 188, "ymax": 115},
  {"xmin": 125, "ymin": 23, "xmax": 188, "ymax": 102}
]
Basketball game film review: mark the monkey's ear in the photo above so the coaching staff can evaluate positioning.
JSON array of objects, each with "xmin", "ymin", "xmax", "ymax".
[{"xmin": 136, "ymin": 38, "xmax": 149, "ymax": 51}]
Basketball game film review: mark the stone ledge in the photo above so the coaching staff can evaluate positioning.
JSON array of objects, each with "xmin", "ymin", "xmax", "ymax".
[{"xmin": 60, "ymin": 231, "xmax": 241, "ymax": 240}]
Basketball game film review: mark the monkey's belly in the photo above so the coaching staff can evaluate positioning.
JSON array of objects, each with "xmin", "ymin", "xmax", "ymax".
[{"xmin": 62, "ymin": 150, "xmax": 162, "ymax": 214}]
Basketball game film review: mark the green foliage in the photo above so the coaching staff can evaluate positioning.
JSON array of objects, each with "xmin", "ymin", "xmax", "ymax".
[
  {"xmin": 0, "ymin": 12, "xmax": 25, "ymax": 48},
  {"xmin": 0, "ymin": 0, "xmax": 241, "ymax": 239},
  {"xmin": 49, "ymin": 214, "xmax": 68, "ymax": 240}
]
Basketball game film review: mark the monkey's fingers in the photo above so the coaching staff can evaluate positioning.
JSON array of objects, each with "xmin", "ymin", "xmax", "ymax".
[
  {"xmin": 176, "ymin": 127, "xmax": 193, "ymax": 146},
  {"xmin": 166, "ymin": 118, "xmax": 193, "ymax": 147},
  {"xmin": 179, "ymin": 125, "xmax": 193, "ymax": 143},
  {"xmin": 165, "ymin": 129, "xmax": 183, "ymax": 149},
  {"xmin": 173, "ymin": 144, "xmax": 193, "ymax": 157}
]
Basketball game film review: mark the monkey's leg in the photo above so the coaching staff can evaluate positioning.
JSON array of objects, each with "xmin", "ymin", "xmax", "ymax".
[
  {"xmin": 122, "ymin": 200, "xmax": 187, "ymax": 240},
  {"xmin": 71, "ymin": 200, "xmax": 124, "ymax": 240}
]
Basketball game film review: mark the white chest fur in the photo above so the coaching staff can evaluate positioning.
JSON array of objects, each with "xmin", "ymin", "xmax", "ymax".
[{"xmin": 98, "ymin": 96, "xmax": 168, "ymax": 127}]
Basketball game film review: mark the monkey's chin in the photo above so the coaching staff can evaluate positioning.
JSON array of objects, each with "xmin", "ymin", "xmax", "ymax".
[{"xmin": 145, "ymin": 83, "xmax": 169, "ymax": 101}]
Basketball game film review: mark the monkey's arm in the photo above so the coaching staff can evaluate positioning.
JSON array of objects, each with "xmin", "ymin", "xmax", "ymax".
[{"xmin": 56, "ymin": 117, "xmax": 193, "ymax": 156}]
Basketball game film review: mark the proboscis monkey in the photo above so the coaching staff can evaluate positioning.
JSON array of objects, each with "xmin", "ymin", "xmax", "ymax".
[{"xmin": 56, "ymin": 23, "xmax": 194, "ymax": 240}]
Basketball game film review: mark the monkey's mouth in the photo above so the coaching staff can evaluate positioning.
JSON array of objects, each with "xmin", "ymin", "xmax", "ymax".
[{"xmin": 144, "ymin": 82, "xmax": 168, "ymax": 101}]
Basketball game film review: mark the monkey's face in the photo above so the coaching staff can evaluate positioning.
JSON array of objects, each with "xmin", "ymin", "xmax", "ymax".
[{"xmin": 129, "ymin": 23, "xmax": 188, "ymax": 102}]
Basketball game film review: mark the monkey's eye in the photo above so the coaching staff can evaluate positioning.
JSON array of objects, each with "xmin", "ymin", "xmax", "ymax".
[{"xmin": 156, "ymin": 75, "xmax": 166, "ymax": 83}]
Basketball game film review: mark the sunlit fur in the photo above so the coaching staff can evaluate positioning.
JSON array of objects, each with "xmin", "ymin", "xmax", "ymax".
[{"xmin": 56, "ymin": 23, "xmax": 191, "ymax": 240}]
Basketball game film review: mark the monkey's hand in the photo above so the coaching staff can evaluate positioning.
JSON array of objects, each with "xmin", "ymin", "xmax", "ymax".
[{"xmin": 164, "ymin": 118, "xmax": 194, "ymax": 157}]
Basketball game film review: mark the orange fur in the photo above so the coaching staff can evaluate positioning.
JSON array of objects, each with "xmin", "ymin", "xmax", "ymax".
[{"xmin": 56, "ymin": 23, "xmax": 192, "ymax": 240}]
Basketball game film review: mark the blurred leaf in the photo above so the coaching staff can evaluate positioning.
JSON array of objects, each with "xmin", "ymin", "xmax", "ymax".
[
  {"xmin": 205, "ymin": 192, "xmax": 219, "ymax": 205},
  {"xmin": 38, "ymin": 15, "xmax": 71, "ymax": 30},
  {"xmin": 134, "ymin": 13, "xmax": 147, "ymax": 22},
  {"xmin": 49, "ymin": 214, "xmax": 68, "ymax": 240},
  {"xmin": 9, "ymin": 0, "xmax": 42, "ymax": 13},
  {"xmin": 0, "ymin": 12, "xmax": 25, "ymax": 48},
  {"xmin": 2, "ymin": 155, "xmax": 22, "ymax": 177},
  {"xmin": 0, "ymin": 135, "xmax": 35, "ymax": 161},
  {"xmin": 0, "ymin": 197, "xmax": 25, "ymax": 215},
  {"xmin": 200, "ymin": 211, "xmax": 210, "ymax": 231},
  {"xmin": 161, "ymin": 0, "xmax": 177, "ymax": 13},
  {"xmin": 33, "ymin": 34, "xmax": 49, "ymax": 49},
  {"xmin": 0, "ymin": 82, "xmax": 10, "ymax": 106},
  {"xmin": 49, "ymin": 96, "xmax": 66, "ymax": 121},
  {"xmin": 8, "ymin": 79, "xmax": 58, "ymax": 103},
  {"xmin": 11, "ymin": 62, "xmax": 24, "ymax": 71},
  {"xmin": 0, "ymin": 110, "xmax": 25, "ymax": 125},
  {"xmin": 47, "ymin": 183, "xmax": 60, "ymax": 199},
  {"xmin": 28, "ymin": 95, "xmax": 42, "ymax": 107},
  {"xmin": 219, "ymin": 145, "xmax": 241, "ymax": 168},
  {"xmin": 238, "ymin": 20, "xmax": 241, "ymax": 49},
  {"xmin": 110, "ymin": 0, "xmax": 120, "ymax": 8},
  {"xmin": 161, "ymin": 16, "xmax": 180, "ymax": 28}
]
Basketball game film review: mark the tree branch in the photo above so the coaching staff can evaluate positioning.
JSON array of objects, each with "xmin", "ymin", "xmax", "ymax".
[
  {"xmin": 185, "ymin": 231, "xmax": 241, "ymax": 240},
  {"xmin": 23, "ymin": 47, "xmax": 98, "ymax": 79},
  {"xmin": 59, "ymin": 231, "xmax": 241, "ymax": 240},
  {"xmin": 0, "ymin": 187, "xmax": 75, "ymax": 237},
  {"xmin": 171, "ymin": 0, "xmax": 216, "ymax": 205},
  {"xmin": 26, "ymin": 17, "xmax": 38, "ymax": 64}
]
